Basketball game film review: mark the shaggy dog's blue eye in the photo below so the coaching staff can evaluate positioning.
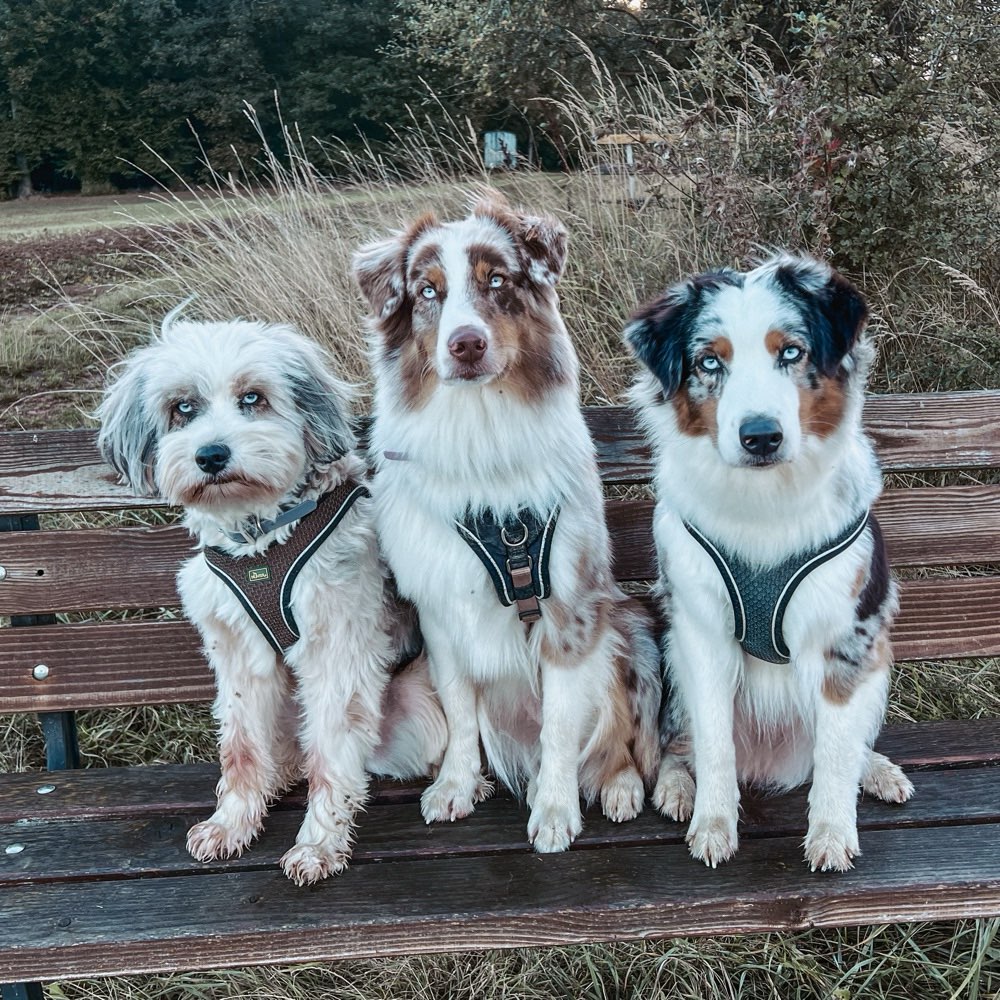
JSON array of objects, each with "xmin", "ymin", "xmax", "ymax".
[
  {"xmin": 780, "ymin": 345, "xmax": 804, "ymax": 364},
  {"xmin": 421, "ymin": 286, "xmax": 437, "ymax": 299},
  {"xmin": 176, "ymin": 400, "xmax": 195, "ymax": 415},
  {"xmin": 241, "ymin": 392, "xmax": 260, "ymax": 406},
  {"xmin": 699, "ymin": 355, "xmax": 722, "ymax": 373},
  {"xmin": 489, "ymin": 274, "xmax": 505, "ymax": 288}
]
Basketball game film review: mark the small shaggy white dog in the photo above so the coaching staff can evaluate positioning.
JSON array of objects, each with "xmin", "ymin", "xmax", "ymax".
[
  {"xmin": 353, "ymin": 196, "xmax": 662, "ymax": 854},
  {"xmin": 98, "ymin": 311, "xmax": 446, "ymax": 885}
]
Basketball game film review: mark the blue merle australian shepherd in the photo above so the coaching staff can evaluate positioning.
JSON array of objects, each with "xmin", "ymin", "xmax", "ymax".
[{"xmin": 625, "ymin": 252, "xmax": 914, "ymax": 872}]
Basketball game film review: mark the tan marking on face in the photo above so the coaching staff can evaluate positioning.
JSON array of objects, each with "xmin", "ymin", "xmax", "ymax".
[
  {"xmin": 233, "ymin": 376, "xmax": 272, "ymax": 414},
  {"xmin": 708, "ymin": 336, "xmax": 733, "ymax": 363},
  {"xmin": 765, "ymin": 328, "xmax": 788, "ymax": 356},
  {"xmin": 489, "ymin": 289, "xmax": 571, "ymax": 404},
  {"xmin": 798, "ymin": 374, "xmax": 847, "ymax": 439},
  {"xmin": 673, "ymin": 388, "xmax": 718, "ymax": 439},
  {"xmin": 398, "ymin": 327, "xmax": 437, "ymax": 410}
]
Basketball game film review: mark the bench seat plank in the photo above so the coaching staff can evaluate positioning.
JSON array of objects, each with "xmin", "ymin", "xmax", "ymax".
[
  {"xmin": 2, "ymin": 765, "xmax": 997, "ymax": 887},
  {"xmin": 2, "ymin": 823, "xmax": 998, "ymax": 983},
  {"xmin": 3, "ymin": 392, "xmax": 999, "ymax": 515},
  {"xmin": 5, "ymin": 486, "xmax": 998, "ymax": 617},
  {"xmin": 1, "ymin": 721, "xmax": 996, "ymax": 825},
  {"xmin": 3, "ymin": 576, "xmax": 997, "ymax": 715}
]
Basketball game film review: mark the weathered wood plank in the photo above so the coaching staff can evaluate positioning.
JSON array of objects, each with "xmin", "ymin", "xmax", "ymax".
[
  {"xmin": 3, "ymin": 393, "xmax": 999, "ymax": 515},
  {"xmin": 2, "ymin": 575, "xmax": 996, "ymax": 716},
  {"xmin": 0, "ymin": 524, "xmax": 189, "ymax": 615},
  {"xmin": 2, "ymin": 765, "xmax": 996, "ymax": 887},
  {"xmin": 1, "ymin": 720, "xmax": 995, "ymax": 825},
  {"xmin": 2, "ymin": 485, "xmax": 998, "ymax": 617},
  {"xmin": 2, "ymin": 823, "xmax": 999, "ymax": 982},
  {"xmin": 609, "ymin": 486, "xmax": 1000, "ymax": 581}
]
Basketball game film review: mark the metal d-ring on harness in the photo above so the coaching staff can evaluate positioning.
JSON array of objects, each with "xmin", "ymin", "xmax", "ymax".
[
  {"xmin": 455, "ymin": 505, "xmax": 560, "ymax": 626},
  {"xmin": 501, "ymin": 520, "xmax": 541, "ymax": 623}
]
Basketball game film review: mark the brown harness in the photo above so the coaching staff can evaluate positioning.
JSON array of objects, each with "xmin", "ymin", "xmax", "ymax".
[{"xmin": 203, "ymin": 481, "xmax": 369, "ymax": 654}]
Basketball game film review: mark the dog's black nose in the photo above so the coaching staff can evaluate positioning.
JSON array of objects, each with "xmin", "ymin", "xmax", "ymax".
[
  {"xmin": 195, "ymin": 443, "xmax": 231, "ymax": 475},
  {"xmin": 739, "ymin": 417, "xmax": 783, "ymax": 457},
  {"xmin": 448, "ymin": 326, "xmax": 488, "ymax": 364}
]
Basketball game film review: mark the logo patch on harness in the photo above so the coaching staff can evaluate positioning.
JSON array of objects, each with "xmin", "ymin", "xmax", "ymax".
[{"xmin": 246, "ymin": 566, "xmax": 270, "ymax": 583}]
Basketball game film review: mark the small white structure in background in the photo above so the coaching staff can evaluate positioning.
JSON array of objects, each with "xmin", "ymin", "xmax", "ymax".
[
  {"xmin": 595, "ymin": 131, "xmax": 672, "ymax": 203},
  {"xmin": 484, "ymin": 131, "xmax": 518, "ymax": 170}
]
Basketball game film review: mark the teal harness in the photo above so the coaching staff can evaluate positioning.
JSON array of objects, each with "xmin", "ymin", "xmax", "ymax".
[{"xmin": 685, "ymin": 510, "xmax": 871, "ymax": 664}]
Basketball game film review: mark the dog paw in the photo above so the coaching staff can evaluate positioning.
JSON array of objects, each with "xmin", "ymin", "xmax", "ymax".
[
  {"xmin": 686, "ymin": 814, "xmax": 738, "ymax": 868},
  {"xmin": 863, "ymin": 752, "xmax": 915, "ymax": 804},
  {"xmin": 420, "ymin": 771, "xmax": 493, "ymax": 824},
  {"xmin": 804, "ymin": 822, "xmax": 859, "ymax": 872},
  {"xmin": 528, "ymin": 798, "xmax": 583, "ymax": 853},
  {"xmin": 186, "ymin": 819, "xmax": 256, "ymax": 862},
  {"xmin": 601, "ymin": 768, "xmax": 645, "ymax": 823},
  {"xmin": 280, "ymin": 842, "xmax": 350, "ymax": 886},
  {"xmin": 652, "ymin": 761, "xmax": 695, "ymax": 822}
]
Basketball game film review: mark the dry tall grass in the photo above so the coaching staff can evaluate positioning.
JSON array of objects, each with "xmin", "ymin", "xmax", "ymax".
[{"xmin": 3, "ymin": 83, "xmax": 999, "ymax": 999}]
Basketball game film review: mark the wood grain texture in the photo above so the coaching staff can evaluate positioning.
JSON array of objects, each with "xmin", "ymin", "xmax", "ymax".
[
  {"xmin": 2, "ymin": 765, "xmax": 997, "ymax": 887},
  {"xmin": 1, "ymin": 720, "xmax": 996, "ymax": 825},
  {"xmin": 3, "ymin": 392, "xmax": 999, "ymax": 515},
  {"xmin": 2, "ymin": 486, "xmax": 997, "ymax": 617},
  {"xmin": 609, "ymin": 487, "xmax": 1000, "ymax": 581},
  {"xmin": 2, "ymin": 574, "xmax": 996, "ymax": 716},
  {"xmin": 0, "ymin": 524, "xmax": 188, "ymax": 615},
  {"xmin": 2, "ymin": 823, "xmax": 998, "ymax": 983}
]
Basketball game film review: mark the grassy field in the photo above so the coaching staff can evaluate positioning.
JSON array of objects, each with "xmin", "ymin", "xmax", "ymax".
[{"xmin": 2, "ymin": 130, "xmax": 999, "ymax": 998}]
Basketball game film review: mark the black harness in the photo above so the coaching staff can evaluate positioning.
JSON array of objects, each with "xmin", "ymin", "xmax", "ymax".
[
  {"xmin": 685, "ymin": 509, "xmax": 871, "ymax": 664},
  {"xmin": 455, "ymin": 505, "xmax": 560, "ymax": 623},
  {"xmin": 203, "ymin": 482, "xmax": 370, "ymax": 654}
]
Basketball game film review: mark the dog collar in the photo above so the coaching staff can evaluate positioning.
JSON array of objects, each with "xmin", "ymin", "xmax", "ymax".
[
  {"xmin": 684, "ymin": 509, "xmax": 871, "ymax": 664},
  {"xmin": 455, "ymin": 505, "xmax": 559, "ymax": 624},
  {"xmin": 223, "ymin": 497, "xmax": 319, "ymax": 545},
  {"xmin": 204, "ymin": 481, "xmax": 370, "ymax": 654}
]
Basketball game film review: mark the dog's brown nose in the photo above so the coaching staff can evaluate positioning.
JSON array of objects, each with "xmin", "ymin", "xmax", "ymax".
[{"xmin": 448, "ymin": 327, "xmax": 487, "ymax": 363}]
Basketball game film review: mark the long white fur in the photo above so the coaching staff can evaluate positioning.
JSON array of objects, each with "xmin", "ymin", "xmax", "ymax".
[
  {"xmin": 97, "ymin": 316, "xmax": 446, "ymax": 885},
  {"xmin": 629, "ymin": 255, "xmax": 913, "ymax": 872},
  {"xmin": 360, "ymin": 208, "xmax": 660, "ymax": 852}
]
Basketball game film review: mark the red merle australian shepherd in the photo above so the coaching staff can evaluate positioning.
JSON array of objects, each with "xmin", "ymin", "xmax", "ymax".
[
  {"xmin": 353, "ymin": 195, "xmax": 662, "ymax": 852},
  {"xmin": 625, "ymin": 253, "xmax": 914, "ymax": 872}
]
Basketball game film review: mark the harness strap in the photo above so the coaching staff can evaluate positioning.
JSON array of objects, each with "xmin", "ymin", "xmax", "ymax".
[
  {"xmin": 685, "ymin": 509, "xmax": 870, "ymax": 664},
  {"xmin": 455, "ymin": 505, "xmax": 559, "ymax": 624},
  {"xmin": 204, "ymin": 481, "xmax": 370, "ymax": 654}
]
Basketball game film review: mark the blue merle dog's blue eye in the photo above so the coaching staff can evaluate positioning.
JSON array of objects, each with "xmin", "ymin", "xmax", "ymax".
[
  {"xmin": 780, "ymin": 345, "xmax": 804, "ymax": 364},
  {"xmin": 699, "ymin": 354, "xmax": 722, "ymax": 373}
]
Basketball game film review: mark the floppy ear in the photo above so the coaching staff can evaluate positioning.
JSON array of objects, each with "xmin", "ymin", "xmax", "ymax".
[
  {"xmin": 353, "ymin": 235, "xmax": 407, "ymax": 321},
  {"xmin": 472, "ymin": 194, "xmax": 568, "ymax": 286},
  {"xmin": 96, "ymin": 354, "xmax": 161, "ymax": 496},
  {"xmin": 353, "ymin": 212, "xmax": 439, "ymax": 321},
  {"xmin": 625, "ymin": 271, "xmax": 741, "ymax": 397},
  {"xmin": 279, "ymin": 330, "xmax": 357, "ymax": 468},
  {"xmin": 623, "ymin": 285, "xmax": 694, "ymax": 398},
  {"xmin": 773, "ymin": 256, "xmax": 869, "ymax": 376}
]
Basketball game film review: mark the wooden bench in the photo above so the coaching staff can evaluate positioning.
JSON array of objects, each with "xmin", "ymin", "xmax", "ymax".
[{"xmin": 2, "ymin": 392, "xmax": 999, "ymax": 998}]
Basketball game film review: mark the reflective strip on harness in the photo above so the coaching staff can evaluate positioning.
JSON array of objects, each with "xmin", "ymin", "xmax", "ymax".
[
  {"xmin": 203, "ymin": 482, "xmax": 370, "ymax": 654},
  {"xmin": 684, "ymin": 509, "xmax": 871, "ymax": 664},
  {"xmin": 455, "ymin": 505, "xmax": 559, "ymax": 620}
]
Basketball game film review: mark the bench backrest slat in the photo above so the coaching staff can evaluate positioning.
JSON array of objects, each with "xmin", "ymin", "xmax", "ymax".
[
  {"xmin": 2, "ymin": 485, "xmax": 998, "ymax": 616},
  {"xmin": 3, "ymin": 392, "xmax": 1000, "ymax": 514}
]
